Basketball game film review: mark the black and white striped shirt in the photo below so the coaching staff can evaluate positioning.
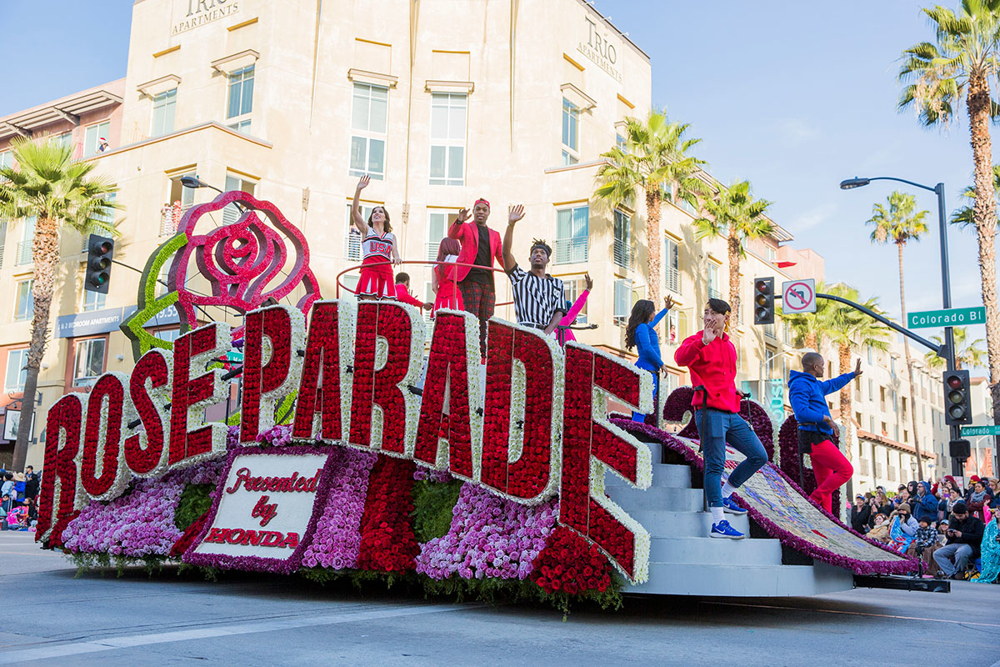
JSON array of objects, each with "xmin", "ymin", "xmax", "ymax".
[{"xmin": 508, "ymin": 266, "xmax": 566, "ymax": 328}]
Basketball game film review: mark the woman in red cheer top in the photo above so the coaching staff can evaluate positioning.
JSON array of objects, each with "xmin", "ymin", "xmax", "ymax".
[
  {"xmin": 675, "ymin": 298, "xmax": 768, "ymax": 540},
  {"xmin": 352, "ymin": 175, "xmax": 401, "ymax": 299}
]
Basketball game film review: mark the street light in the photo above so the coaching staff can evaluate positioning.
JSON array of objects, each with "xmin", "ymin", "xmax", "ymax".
[
  {"xmin": 179, "ymin": 175, "xmax": 223, "ymax": 194},
  {"xmin": 839, "ymin": 174, "xmax": 960, "ymax": 462}
]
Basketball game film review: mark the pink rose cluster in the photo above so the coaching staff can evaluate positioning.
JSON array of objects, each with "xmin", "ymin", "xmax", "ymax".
[
  {"xmin": 301, "ymin": 447, "xmax": 378, "ymax": 569},
  {"xmin": 226, "ymin": 423, "xmax": 294, "ymax": 448},
  {"xmin": 415, "ymin": 483, "xmax": 558, "ymax": 580},
  {"xmin": 62, "ymin": 461, "xmax": 224, "ymax": 557}
]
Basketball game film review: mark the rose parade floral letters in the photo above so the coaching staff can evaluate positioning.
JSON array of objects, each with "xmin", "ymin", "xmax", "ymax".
[{"xmin": 40, "ymin": 299, "xmax": 656, "ymax": 584}]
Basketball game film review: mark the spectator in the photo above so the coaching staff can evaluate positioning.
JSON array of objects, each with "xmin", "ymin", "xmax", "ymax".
[
  {"xmin": 965, "ymin": 475, "xmax": 982, "ymax": 503},
  {"xmin": 939, "ymin": 484, "xmax": 962, "ymax": 523},
  {"xmin": 906, "ymin": 480, "xmax": 920, "ymax": 500},
  {"xmin": 0, "ymin": 472, "xmax": 14, "ymax": 514},
  {"xmin": 890, "ymin": 503, "xmax": 918, "ymax": 537},
  {"xmin": 967, "ymin": 480, "xmax": 992, "ymax": 522},
  {"xmin": 12, "ymin": 472, "xmax": 25, "ymax": 503},
  {"xmin": 974, "ymin": 513, "xmax": 999, "ymax": 584},
  {"xmin": 894, "ymin": 485, "xmax": 910, "ymax": 508},
  {"xmin": 933, "ymin": 502, "xmax": 985, "ymax": 580},
  {"xmin": 851, "ymin": 494, "xmax": 871, "ymax": 533},
  {"xmin": 913, "ymin": 481, "xmax": 938, "ymax": 525},
  {"xmin": 869, "ymin": 490, "xmax": 892, "ymax": 529},
  {"xmin": 867, "ymin": 512, "xmax": 892, "ymax": 543},
  {"xmin": 23, "ymin": 466, "xmax": 38, "ymax": 502},
  {"xmin": 907, "ymin": 515, "xmax": 942, "ymax": 576}
]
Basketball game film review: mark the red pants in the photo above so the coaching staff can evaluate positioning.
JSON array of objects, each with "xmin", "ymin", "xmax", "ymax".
[{"xmin": 809, "ymin": 439, "xmax": 854, "ymax": 513}]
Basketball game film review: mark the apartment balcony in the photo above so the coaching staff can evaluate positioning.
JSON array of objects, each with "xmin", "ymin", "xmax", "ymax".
[
  {"xmin": 665, "ymin": 266, "xmax": 681, "ymax": 295},
  {"xmin": 613, "ymin": 238, "xmax": 634, "ymax": 270},
  {"xmin": 554, "ymin": 238, "xmax": 588, "ymax": 265}
]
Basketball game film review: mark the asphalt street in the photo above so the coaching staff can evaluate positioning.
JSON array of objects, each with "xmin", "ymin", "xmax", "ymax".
[{"xmin": 0, "ymin": 531, "xmax": 997, "ymax": 666}]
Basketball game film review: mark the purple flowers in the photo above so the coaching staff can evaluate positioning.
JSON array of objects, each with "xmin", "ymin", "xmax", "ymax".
[
  {"xmin": 416, "ymin": 483, "xmax": 558, "ymax": 580},
  {"xmin": 300, "ymin": 447, "xmax": 377, "ymax": 569},
  {"xmin": 62, "ymin": 461, "xmax": 224, "ymax": 557}
]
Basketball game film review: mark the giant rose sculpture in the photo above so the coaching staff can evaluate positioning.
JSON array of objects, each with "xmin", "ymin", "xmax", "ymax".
[{"xmin": 122, "ymin": 191, "xmax": 321, "ymax": 360}]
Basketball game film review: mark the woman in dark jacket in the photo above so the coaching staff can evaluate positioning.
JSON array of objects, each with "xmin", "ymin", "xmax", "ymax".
[{"xmin": 851, "ymin": 495, "xmax": 871, "ymax": 533}]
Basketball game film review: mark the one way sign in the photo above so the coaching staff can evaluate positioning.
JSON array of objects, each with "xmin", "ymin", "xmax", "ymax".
[{"xmin": 782, "ymin": 279, "xmax": 816, "ymax": 314}]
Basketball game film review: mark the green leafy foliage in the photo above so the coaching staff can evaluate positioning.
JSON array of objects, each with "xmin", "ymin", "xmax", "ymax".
[
  {"xmin": 174, "ymin": 484, "xmax": 216, "ymax": 531},
  {"xmin": 410, "ymin": 478, "xmax": 463, "ymax": 543}
]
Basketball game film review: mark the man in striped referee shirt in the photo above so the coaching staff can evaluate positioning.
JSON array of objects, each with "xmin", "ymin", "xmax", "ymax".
[{"xmin": 502, "ymin": 207, "xmax": 566, "ymax": 334}]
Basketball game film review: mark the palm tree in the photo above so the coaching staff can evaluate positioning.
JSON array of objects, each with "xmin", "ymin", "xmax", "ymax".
[
  {"xmin": 693, "ymin": 180, "xmax": 773, "ymax": 320},
  {"xmin": 924, "ymin": 326, "xmax": 988, "ymax": 369},
  {"xmin": 951, "ymin": 164, "xmax": 1000, "ymax": 229},
  {"xmin": 0, "ymin": 138, "xmax": 119, "ymax": 471},
  {"xmin": 595, "ymin": 110, "xmax": 708, "ymax": 304},
  {"xmin": 899, "ymin": 0, "xmax": 1000, "ymax": 451},
  {"xmin": 823, "ymin": 283, "xmax": 892, "ymax": 463},
  {"xmin": 866, "ymin": 190, "xmax": 928, "ymax": 483}
]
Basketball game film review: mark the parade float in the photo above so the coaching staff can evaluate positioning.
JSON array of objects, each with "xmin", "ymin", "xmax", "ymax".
[{"xmin": 37, "ymin": 191, "xmax": 915, "ymax": 609}]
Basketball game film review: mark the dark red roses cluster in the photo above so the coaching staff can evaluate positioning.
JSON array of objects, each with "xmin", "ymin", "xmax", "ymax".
[
  {"xmin": 357, "ymin": 455, "xmax": 420, "ymax": 572},
  {"xmin": 530, "ymin": 526, "xmax": 613, "ymax": 595}
]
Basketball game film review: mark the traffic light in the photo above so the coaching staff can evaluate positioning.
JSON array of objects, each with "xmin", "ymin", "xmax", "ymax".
[
  {"xmin": 753, "ymin": 277, "xmax": 774, "ymax": 325},
  {"xmin": 948, "ymin": 439, "xmax": 971, "ymax": 459},
  {"xmin": 85, "ymin": 234, "xmax": 114, "ymax": 294},
  {"xmin": 943, "ymin": 369, "xmax": 972, "ymax": 426}
]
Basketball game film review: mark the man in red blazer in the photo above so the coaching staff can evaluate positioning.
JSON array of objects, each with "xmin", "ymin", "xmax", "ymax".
[{"xmin": 448, "ymin": 198, "xmax": 518, "ymax": 356}]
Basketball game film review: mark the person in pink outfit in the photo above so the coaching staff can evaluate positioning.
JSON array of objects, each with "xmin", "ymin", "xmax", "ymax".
[
  {"xmin": 432, "ymin": 237, "xmax": 464, "ymax": 316},
  {"xmin": 553, "ymin": 273, "xmax": 592, "ymax": 345}
]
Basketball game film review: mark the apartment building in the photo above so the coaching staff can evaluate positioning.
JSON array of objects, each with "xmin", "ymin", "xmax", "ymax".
[{"xmin": 0, "ymin": 0, "xmax": 809, "ymax": 467}]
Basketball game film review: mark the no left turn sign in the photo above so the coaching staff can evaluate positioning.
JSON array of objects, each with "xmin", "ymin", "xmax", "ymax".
[{"xmin": 782, "ymin": 279, "xmax": 816, "ymax": 314}]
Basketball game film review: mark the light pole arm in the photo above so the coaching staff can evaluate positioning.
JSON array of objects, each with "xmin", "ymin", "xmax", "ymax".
[
  {"xmin": 813, "ymin": 292, "xmax": 945, "ymax": 356},
  {"xmin": 864, "ymin": 176, "xmax": 937, "ymax": 194}
]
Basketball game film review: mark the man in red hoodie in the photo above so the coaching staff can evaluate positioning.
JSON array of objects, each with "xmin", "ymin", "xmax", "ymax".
[{"xmin": 675, "ymin": 298, "xmax": 768, "ymax": 540}]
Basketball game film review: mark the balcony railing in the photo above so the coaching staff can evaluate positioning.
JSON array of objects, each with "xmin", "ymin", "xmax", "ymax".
[
  {"xmin": 345, "ymin": 230, "xmax": 362, "ymax": 262},
  {"xmin": 665, "ymin": 266, "xmax": 681, "ymax": 294},
  {"xmin": 764, "ymin": 323, "xmax": 775, "ymax": 339},
  {"xmin": 860, "ymin": 459, "xmax": 870, "ymax": 476},
  {"xmin": 875, "ymin": 462, "xmax": 884, "ymax": 478},
  {"xmin": 888, "ymin": 465, "xmax": 896, "ymax": 482},
  {"xmin": 613, "ymin": 238, "xmax": 633, "ymax": 270},
  {"xmin": 554, "ymin": 238, "xmax": 588, "ymax": 265},
  {"xmin": 425, "ymin": 241, "xmax": 440, "ymax": 262},
  {"xmin": 708, "ymin": 287, "xmax": 721, "ymax": 300}
]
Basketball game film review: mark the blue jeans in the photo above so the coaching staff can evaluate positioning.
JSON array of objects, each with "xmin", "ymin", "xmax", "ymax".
[
  {"xmin": 695, "ymin": 409, "xmax": 768, "ymax": 508},
  {"xmin": 632, "ymin": 369, "xmax": 659, "ymax": 423}
]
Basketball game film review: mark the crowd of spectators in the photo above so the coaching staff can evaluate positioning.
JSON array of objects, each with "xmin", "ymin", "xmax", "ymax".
[
  {"xmin": 0, "ymin": 465, "xmax": 39, "ymax": 531},
  {"xmin": 850, "ymin": 474, "xmax": 998, "ymax": 582}
]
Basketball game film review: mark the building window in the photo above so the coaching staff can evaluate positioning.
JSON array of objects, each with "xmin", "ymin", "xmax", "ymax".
[
  {"xmin": 555, "ymin": 205, "xmax": 588, "ymax": 264},
  {"xmin": 563, "ymin": 276, "xmax": 589, "ymax": 325},
  {"xmin": 16, "ymin": 215, "xmax": 34, "ymax": 266},
  {"xmin": 707, "ymin": 263, "xmax": 721, "ymax": 300},
  {"xmin": 426, "ymin": 210, "xmax": 458, "ymax": 261},
  {"xmin": 222, "ymin": 172, "xmax": 256, "ymax": 225},
  {"xmin": 664, "ymin": 237, "xmax": 681, "ymax": 293},
  {"xmin": 666, "ymin": 309, "xmax": 688, "ymax": 346},
  {"xmin": 867, "ymin": 345, "xmax": 873, "ymax": 364},
  {"xmin": 156, "ymin": 262, "xmax": 171, "ymax": 297},
  {"xmin": 870, "ymin": 416, "xmax": 875, "ymax": 433},
  {"xmin": 151, "ymin": 89, "xmax": 177, "ymax": 138},
  {"xmin": 82, "ymin": 289, "xmax": 106, "ymax": 312},
  {"xmin": 84, "ymin": 121, "xmax": 111, "ymax": 157},
  {"xmin": 765, "ymin": 246, "xmax": 777, "ymax": 263},
  {"xmin": 613, "ymin": 278, "xmax": 632, "ymax": 325},
  {"xmin": 612, "ymin": 210, "xmax": 632, "ymax": 270},
  {"xmin": 73, "ymin": 337, "xmax": 106, "ymax": 388},
  {"xmin": 429, "ymin": 93, "xmax": 466, "ymax": 186},
  {"xmin": 226, "ymin": 65, "xmax": 254, "ymax": 133},
  {"xmin": 0, "ymin": 150, "xmax": 12, "ymax": 169},
  {"xmin": 349, "ymin": 83, "xmax": 388, "ymax": 180},
  {"xmin": 53, "ymin": 132, "xmax": 73, "ymax": 150},
  {"xmin": 561, "ymin": 98, "xmax": 579, "ymax": 165},
  {"xmin": 13, "ymin": 279, "xmax": 33, "ymax": 322},
  {"xmin": 4, "ymin": 349, "xmax": 27, "ymax": 393},
  {"xmin": 345, "ymin": 203, "xmax": 375, "ymax": 261},
  {"xmin": 0, "ymin": 220, "xmax": 7, "ymax": 270}
]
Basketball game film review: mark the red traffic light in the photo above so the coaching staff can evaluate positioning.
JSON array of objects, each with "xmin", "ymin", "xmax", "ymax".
[
  {"xmin": 755, "ymin": 280, "xmax": 769, "ymax": 292},
  {"xmin": 947, "ymin": 376, "xmax": 963, "ymax": 390}
]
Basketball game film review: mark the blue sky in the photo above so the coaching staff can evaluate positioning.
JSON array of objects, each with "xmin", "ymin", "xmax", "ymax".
[{"xmin": 0, "ymin": 0, "xmax": 991, "ymax": 352}]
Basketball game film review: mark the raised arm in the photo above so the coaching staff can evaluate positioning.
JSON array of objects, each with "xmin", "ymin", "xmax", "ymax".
[
  {"xmin": 635, "ymin": 325, "xmax": 664, "ymax": 368},
  {"xmin": 449, "ymin": 208, "xmax": 468, "ymax": 240},
  {"xmin": 819, "ymin": 371, "xmax": 856, "ymax": 396},
  {"xmin": 351, "ymin": 175, "xmax": 370, "ymax": 235},
  {"xmin": 502, "ymin": 204, "xmax": 524, "ymax": 273}
]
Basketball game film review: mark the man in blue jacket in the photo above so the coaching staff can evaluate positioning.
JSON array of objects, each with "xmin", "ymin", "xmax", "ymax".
[
  {"xmin": 788, "ymin": 352, "xmax": 860, "ymax": 513},
  {"xmin": 913, "ymin": 481, "xmax": 939, "ymax": 525}
]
